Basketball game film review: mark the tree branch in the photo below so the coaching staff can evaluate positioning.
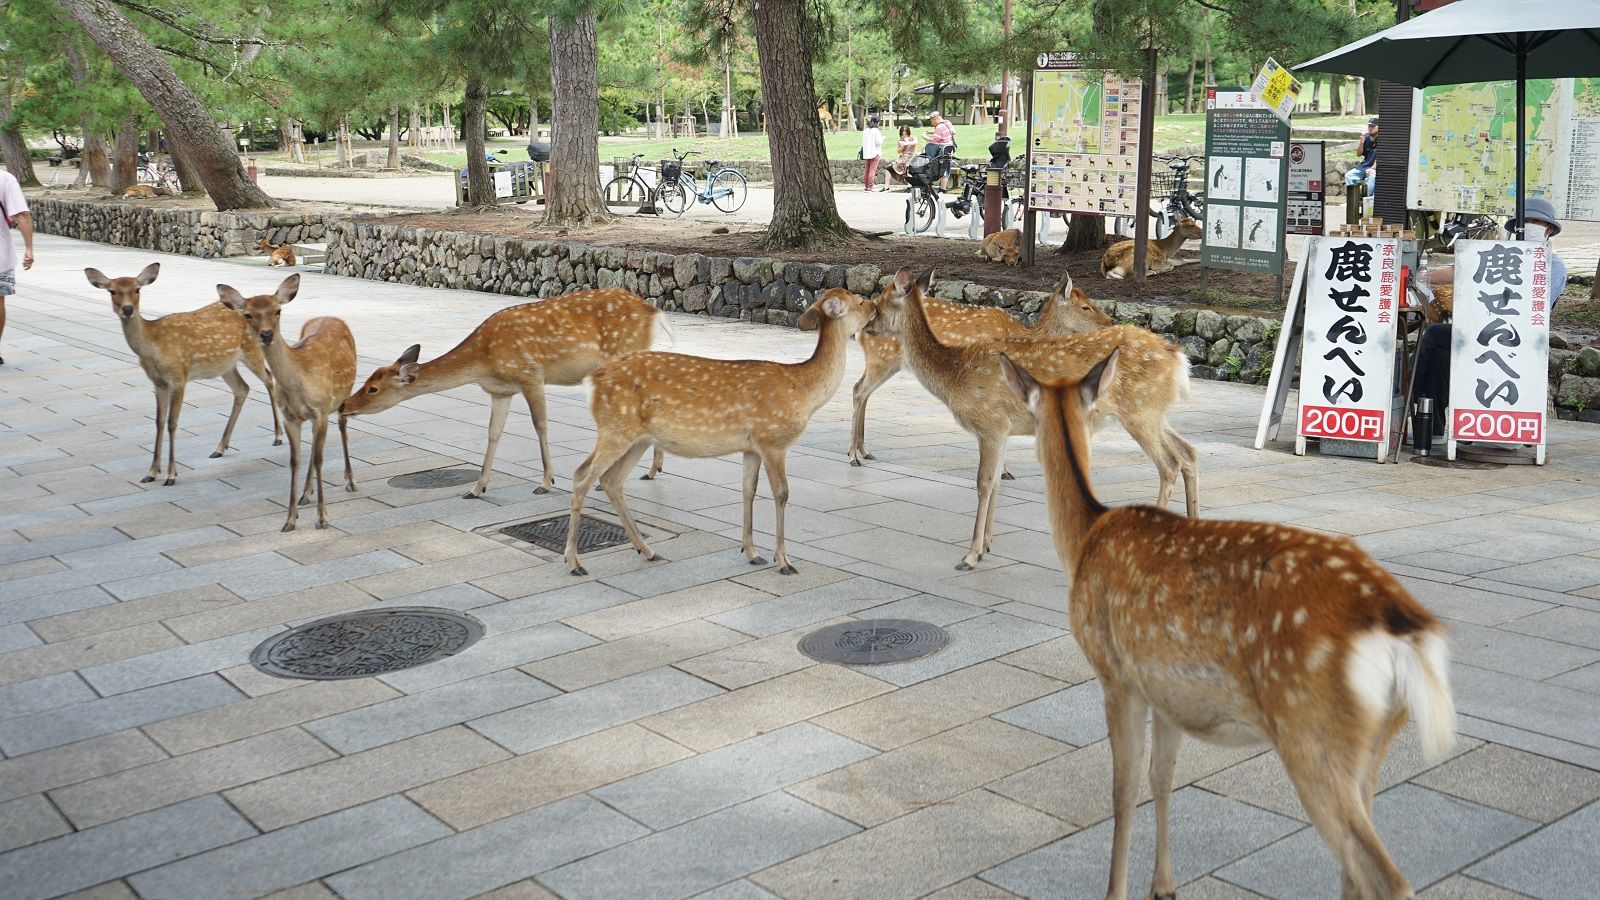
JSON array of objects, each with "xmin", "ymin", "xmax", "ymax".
[{"xmin": 116, "ymin": 0, "xmax": 280, "ymax": 48}]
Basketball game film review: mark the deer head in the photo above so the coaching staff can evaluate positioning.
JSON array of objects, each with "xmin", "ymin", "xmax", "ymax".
[
  {"xmin": 1177, "ymin": 217, "xmax": 1205, "ymax": 240},
  {"xmin": 342, "ymin": 344, "xmax": 423, "ymax": 416},
  {"xmin": 1054, "ymin": 272, "xmax": 1114, "ymax": 333},
  {"xmin": 797, "ymin": 288, "xmax": 876, "ymax": 337},
  {"xmin": 865, "ymin": 267, "xmax": 934, "ymax": 338},
  {"xmin": 218, "ymin": 274, "xmax": 300, "ymax": 346},
  {"xmin": 85, "ymin": 263, "xmax": 161, "ymax": 320}
]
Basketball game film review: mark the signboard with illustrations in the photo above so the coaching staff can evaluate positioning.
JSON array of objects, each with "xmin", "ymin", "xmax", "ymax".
[
  {"xmin": 1026, "ymin": 52, "xmax": 1145, "ymax": 217},
  {"xmin": 1447, "ymin": 240, "xmax": 1551, "ymax": 464},
  {"xmin": 1295, "ymin": 237, "xmax": 1401, "ymax": 458},
  {"xmin": 1201, "ymin": 89, "xmax": 1289, "ymax": 275},
  {"xmin": 1287, "ymin": 141, "xmax": 1325, "ymax": 236}
]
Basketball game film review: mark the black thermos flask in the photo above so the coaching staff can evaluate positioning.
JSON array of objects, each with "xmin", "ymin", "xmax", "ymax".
[{"xmin": 1413, "ymin": 397, "xmax": 1434, "ymax": 456}]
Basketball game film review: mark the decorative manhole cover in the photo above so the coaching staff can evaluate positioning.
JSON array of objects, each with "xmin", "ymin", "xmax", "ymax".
[
  {"xmin": 1410, "ymin": 455, "xmax": 1507, "ymax": 470},
  {"xmin": 799, "ymin": 619, "xmax": 948, "ymax": 665},
  {"xmin": 501, "ymin": 514, "xmax": 630, "ymax": 554},
  {"xmin": 250, "ymin": 608, "xmax": 484, "ymax": 680},
  {"xmin": 387, "ymin": 467, "xmax": 481, "ymax": 489}
]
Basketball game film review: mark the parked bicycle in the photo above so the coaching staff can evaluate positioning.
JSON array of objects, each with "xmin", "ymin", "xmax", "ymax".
[
  {"xmin": 136, "ymin": 154, "xmax": 181, "ymax": 192},
  {"xmin": 602, "ymin": 154, "xmax": 660, "ymax": 216},
  {"xmin": 657, "ymin": 149, "xmax": 748, "ymax": 216},
  {"xmin": 903, "ymin": 143, "xmax": 956, "ymax": 233},
  {"xmin": 945, "ymin": 162, "xmax": 1017, "ymax": 228},
  {"xmin": 1150, "ymin": 155, "xmax": 1205, "ymax": 237}
]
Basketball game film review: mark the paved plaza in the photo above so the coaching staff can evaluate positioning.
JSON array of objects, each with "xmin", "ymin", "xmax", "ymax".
[{"xmin": 3, "ymin": 234, "xmax": 1600, "ymax": 899}]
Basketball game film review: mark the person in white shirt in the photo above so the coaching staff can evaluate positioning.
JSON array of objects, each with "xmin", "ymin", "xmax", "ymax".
[
  {"xmin": 861, "ymin": 117, "xmax": 885, "ymax": 192},
  {"xmin": 0, "ymin": 168, "xmax": 35, "ymax": 366}
]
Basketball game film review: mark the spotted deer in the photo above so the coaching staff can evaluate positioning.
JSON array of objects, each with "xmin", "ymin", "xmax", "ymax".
[
  {"xmin": 341, "ymin": 289, "xmax": 669, "ymax": 498},
  {"xmin": 219, "ymin": 274, "xmax": 357, "ymax": 531},
  {"xmin": 1000, "ymin": 350, "xmax": 1455, "ymax": 900},
  {"xmin": 1101, "ymin": 217, "xmax": 1204, "ymax": 279},
  {"xmin": 975, "ymin": 227, "xmax": 1023, "ymax": 266},
  {"xmin": 868, "ymin": 268, "xmax": 1197, "ymax": 570},
  {"xmin": 564, "ymin": 288, "xmax": 876, "ymax": 577},
  {"xmin": 258, "ymin": 238, "xmax": 296, "ymax": 267},
  {"xmin": 848, "ymin": 272, "xmax": 1112, "ymax": 468},
  {"xmin": 85, "ymin": 263, "xmax": 283, "ymax": 486}
]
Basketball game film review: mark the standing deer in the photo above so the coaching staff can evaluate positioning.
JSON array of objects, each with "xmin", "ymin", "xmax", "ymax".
[
  {"xmin": 848, "ymin": 272, "xmax": 1112, "ymax": 468},
  {"xmin": 85, "ymin": 263, "xmax": 283, "ymax": 486},
  {"xmin": 219, "ymin": 274, "xmax": 357, "ymax": 531},
  {"xmin": 1000, "ymin": 351, "xmax": 1455, "ymax": 900},
  {"xmin": 868, "ymin": 268, "xmax": 1197, "ymax": 570},
  {"xmin": 341, "ymin": 289, "xmax": 668, "ymax": 499},
  {"xmin": 564, "ymin": 288, "xmax": 876, "ymax": 577}
]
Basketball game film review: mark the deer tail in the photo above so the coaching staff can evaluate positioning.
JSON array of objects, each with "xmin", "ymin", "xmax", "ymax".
[
  {"xmin": 1348, "ymin": 627, "xmax": 1457, "ymax": 764},
  {"xmin": 653, "ymin": 308, "xmax": 678, "ymax": 348},
  {"xmin": 1172, "ymin": 345, "xmax": 1193, "ymax": 401}
]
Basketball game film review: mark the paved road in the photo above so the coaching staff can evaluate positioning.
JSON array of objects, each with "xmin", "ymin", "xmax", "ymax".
[{"xmin": 0, "ymin": 233, "xmax": 1598, "ymax": 898}]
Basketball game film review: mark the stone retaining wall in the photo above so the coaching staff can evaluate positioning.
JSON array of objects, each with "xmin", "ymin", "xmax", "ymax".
[{"xmin": 27, "ymin": 197, "xmax": 330, "ymax": 258}]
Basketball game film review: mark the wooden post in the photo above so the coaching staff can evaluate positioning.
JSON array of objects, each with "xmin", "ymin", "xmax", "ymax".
[{"xmin": 1132, "ymin": 46, "xmax": 1158, "ymax": 281}]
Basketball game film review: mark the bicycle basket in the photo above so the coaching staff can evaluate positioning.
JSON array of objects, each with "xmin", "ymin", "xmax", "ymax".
[{"xmin": 661, "ymin": 160, "xmax": 681, "ymax": 182}]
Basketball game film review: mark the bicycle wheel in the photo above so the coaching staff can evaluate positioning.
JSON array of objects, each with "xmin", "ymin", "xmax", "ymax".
[
  {"xmin": 657, "ymin": 177, "xmax": 691, "ymax": 216},
  {"xmin": 912, "ymin": 190, "xmax": 937, "ymax": 233},
  {"xmin": 710, "ymin": 169, "xmax": 748, "ymax": 213},
  {"xmin": 603, "ymin": 176, "xmax": 647, "ymax": 216}
]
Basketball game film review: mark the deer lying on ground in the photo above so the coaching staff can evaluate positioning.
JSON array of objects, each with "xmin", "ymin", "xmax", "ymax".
[
  {"xmin": 975, "ymin": 228, "xmax": 1023, "ymax": 266},
  {"xmin": 869, "ymin": 268, "xmax": 1197, "ymax": 570},
  {"xmin": 1000, "ymin": 350, "xmax": 1455, "ymax": 900},
  {"xmin": 342, "ymin": 289, "xmax": 669, "ymax": 499},
  {"xmin": 258, "ymin": 238, "xmax": 296, "ymax": 268},
  {"xmin": 564, "ymin": 288, "xmax": 876, "ymax": 577},
  {"xmin": 848, "ymin": 272, "xmax": 1112, "ymax": 469},
  {"xmin": 85, "ymin": 263, "xmax": 282, "ymax": 486},
  {"xmin": 118, "ymin": 184, "xmax": 161, "ymax": 200},
  {"xmin": 220, "ymin": 274, "xmax": 357, "ymax": 531},
  {"xmin": 1101, "ymin": 217, "xmax": 1204, "ymax": 279}
]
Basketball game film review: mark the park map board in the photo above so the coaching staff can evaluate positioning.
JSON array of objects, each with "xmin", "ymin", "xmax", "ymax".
[
  {"xmin": 1027, "ymin": 53, "xmax": 1143, "ymax": 217},
  {"xmin": 1201, "ymin": 89, "xmax": 1288, "ymax": 275},
  {"xmin": 1408, "ymin": 78, "xmax": 1600, "ymax": 221}
]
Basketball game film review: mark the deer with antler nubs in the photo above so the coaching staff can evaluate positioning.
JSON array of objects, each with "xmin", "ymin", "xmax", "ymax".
[{"xmin": 1001, "ymin": 350, "xmax": 1456, "ymax": 900}]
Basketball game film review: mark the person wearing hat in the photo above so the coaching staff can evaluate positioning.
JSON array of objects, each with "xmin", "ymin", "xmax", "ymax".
[
  {"xmin": 1345, "ymin": 117, "xmax": 1379, "ymax": 198},
  {"xmin": 1412, "ymin": 196, "xmax": 1568, "ymax": 438}
]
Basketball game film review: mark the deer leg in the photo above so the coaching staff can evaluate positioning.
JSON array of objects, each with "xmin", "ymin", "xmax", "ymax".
[
  {"xmin": 163, "ymin": 382, "xmax": 187, "ymax": 486},
  {"xmin": 598, "ymin": 439, "xmax": 658, "ymax": 562},
  {"xmin": 339, "ymin": 414, "xmax": 356, "ymax": 492},
  {"xmin": 467, "ymin": 394, "xmax": 513, "ymax": 499},
  {"xmin": 740, "ymin": 451, "xmax": 766, "ymax": 565},
  {"xmin": 983, "ymin": 445, "xmax": 1006, "ymax": 554},
  {"xmin": 144, "ymin": 387, "xmax": 169, "ymax": 483},
  {"xmin": 642, "ymin": 445, "xmax": 665, "ymax": 480},
  {"xmin": 957, "ymin": 435, "xmax": 1004, "ymax": 570},
  {"xmin": 1284, "ymin": 742, "xmax": 1412, "ymax": 900},
  {"xmin": 1164, "ymin": 426, "xmax": 1200, "ymax": 519},
  {"xmin": 281, "ymin": 418, "xmax": 304, "ymax": 532},
  {"xmin": 521, "ymin": 383, "xmax": 556, "ymax": 494},
  {"xmin": 213, "ymin": 369, "xmax": 249, "ymax": 458},
  {"xmin": 310, "ymin": 416, "xmax": 330, "ymax": 529},
  {"xmin": 242, "ymin": 343, "xmax": 283, "ymax": 446},
  {"xmin": 1148, "ymin": 714, "xmax": 1183, "ymax": 900},
  {"xmin": 848, "ymin": 351, "xmax": 900, "ymax": 465},
  {"xmin": 759, "ymin": 447, "xmax": 797, "ymax": 575},
  {"xmin": 1102, "ymin": 686, "xmax": 1150, "ymax": 900},
  {"xmin": 1122, "ymin": 414, "xmax": 1182, "ymax": 514},
  {"xmin": 564, "ymin": 432, "xmax": 637, "ymax": 576}
]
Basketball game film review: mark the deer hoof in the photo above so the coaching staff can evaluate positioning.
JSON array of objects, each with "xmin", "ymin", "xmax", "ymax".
[
  {"xmin": 849, "ymin": 459, "xmax": 862, "ymax": 467},
  {"xmin": 533, "ymin": 486, "xmax": 550, "ymax": 495},
  {"xmin": 639, "ymin": 473, "xmax": 654, "ymax": 480},
  {"xmin": 864, "ymin": 452, "xmax": 877, "ymax": 461},
  {"xmin": 1001, "ymin": 471, "xmax": 1015, "ymax": 481},
  {"xmin": 955, "ymin": 561, "xmax": 975, "ymax": 571},
  {"xmin": 209, "ymin": 450, "xmax": 224, "ymax": 459},
  {"xmin": 315, "ymin": 521, "xmax": 329, "ymax": 530},
  {"xmin": 462, "ymin": 490, "xmax": 482, "ymax": 500},
  {"xmin": 643, "ymin": 552, "xmax": 666, "ymax": 562},
  {"xmin": 1152, "ymin": 893, "xmax": 1176, "ymax": 900},
  {"xmin": 778, "ymin": 565, "xmax": 799, "ymax": 576},
  {"xmin": 273, "ymin": 439, "xmax": 283, "ymax": 446},
  {"xmin": 163, "ymin": 478, "xmax": 176, "ymax": 487},
  {"xmin": 344, "ymin": 483, "xmax": 357, "ymax": 493},
  {"xmin": 140, "ymin": 475, "xmax": 156, "ymax": 483},
  {"xmin": 281, "ymin": 522, "xmax": 296, "ymax": 533},
  {"xmin": 570, "ymin": 565, "xmax": 588, "ymax": 577},
  {"xmin": 749, "ymin": 556, "xmax": 768, "ymax": 566}
]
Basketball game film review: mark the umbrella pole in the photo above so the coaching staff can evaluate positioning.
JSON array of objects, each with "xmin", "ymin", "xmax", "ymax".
[{"xmin": 1515, "ymin": 40, "xmax": 1526, "ymax": 240}]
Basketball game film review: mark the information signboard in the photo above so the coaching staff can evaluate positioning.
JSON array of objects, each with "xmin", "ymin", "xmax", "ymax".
[
  {"xmin": 1447, "ymin": 239, "xmax": 1551, "ymax": 462},
  {"xmin": 1287, "ymin": 141, "xmax": 1325, "ymax": 236},
  {"xmin": 1297, "ymin": 237, "xmax": 1400, "ymax": 448},
  {"xmin": 1201, "ymin": 89, "xmax": 1288, "ymax": 275},
  {"xmin": 1249, "ymin": 58, "xmax": 1302, "ymax": 125},
  {"xmin": 1026, "ymin": 53, "xmax": 1144, "ymax": 217}
]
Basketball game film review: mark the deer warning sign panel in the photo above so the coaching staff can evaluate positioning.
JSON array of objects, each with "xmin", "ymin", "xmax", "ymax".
[{"xmin": 1297, "ymin": 237, "xmax": 1400, "ymax": 445}]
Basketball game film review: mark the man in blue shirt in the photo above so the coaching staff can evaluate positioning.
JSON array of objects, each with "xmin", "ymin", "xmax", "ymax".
[
  {"xmin": 1346, "ymin": 117, "xmax": 1379, "ymax": 198},
  {"xmin": 1412, "ymin": 197, "xmax": 1568, "ymax": 438}
]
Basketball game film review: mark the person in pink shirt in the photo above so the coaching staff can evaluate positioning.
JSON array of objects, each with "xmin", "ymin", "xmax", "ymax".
[
  {"xmin": 924, "ymin": 111, "xmax": 955, "ymax": 148},
  {"xmin": 0, "ymin": 168, "xmax": 34, "ymax": 366}
]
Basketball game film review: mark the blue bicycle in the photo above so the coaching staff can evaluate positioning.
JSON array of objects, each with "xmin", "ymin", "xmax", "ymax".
[{"xmin": 657, "ymin": 149, "xmax": 748, "ymax": 216}]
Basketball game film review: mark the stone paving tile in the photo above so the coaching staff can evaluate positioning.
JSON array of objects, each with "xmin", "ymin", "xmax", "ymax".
[
  {"xmin": 408, "ymin": 723, "xmax": 692, "ymax": 831},
  {"xmin": 755, "ymin": 789, "xmax": 1070, "ymax": 900},
  {"xmin": 1219, "ymin": 785, "xmax": 1537, "ymax": 897},
  {"xmin": 470, "ymin": 667, "xmax": 724, "ymax": 754},
  {"xmin": 521, "ymin": 619, "xmax": 746, "ymax": 691},
  {"xmin": 1412, "ymin": 743, "xmax": 1600, "ymax": 823},
  {"xmin": 377, "ymin": 621, "xmax": 597, "ymax": 694},
  {"xmin": 594, "ymin": 722, "xmax": 875, "ymax": 829},
  {"xmin": 49, "ymin": 727, "xmax": 337, "ymax": 829},
  {"xmin": 0, "ymin": 584, "xmax": 117, "ymax": 629},
  {"xmin": 1435, "ymin": 620, "xmax": 1600, "ymax": 680},
  {"xmin": 865, "ymin": 612, "xmax": 1065, "ymax": 687},
  {"xmin": 706, "ymin": 576, "xmax": 919, "ymax": 638},
  {"xmin": 1466, "ymin": 801, "xmax": 1600, "ymax": 898},
  {"xmin": 26, "ymin": 585, "xmax": 239, "ymax": 643},
  {"xmin": 0, "ymin": 794, "xmax": 72, "ymax": 854},
  {"xmin": 385, "ymin": 582, "xmax": 507, "ymax": 612},
  {"xmin": 225, "ymin": 549, "xmax": 416, "ymax": 601},
  {"xmin": 0, "ymin": 674, "xmax": 242, "ymax": 756},
  {"xmin": 984, "ymin": 787, "xmax": 1299, "ymax": 900},
  {"xmin": 1419, "ymin": 875, "xmax": 1535, "ymax": 899},
  {"xmin": 277, "ymin": 521, "xmax": 462, "ymax": 565},
  {"xmin": 78, "ymin": 625, "xmax": 285, "ymax": 695},
  {"xmin": 394, "ymin": 530, "xmax": 511, "ymax": 564},
  {"xmin": 471, "ymin": 582, "xmax": 643, "ymax": 635},
  {"xmin": 128, "ymin": 795, "xmax": 451, "ymax": 900},
  {"xmin": 351, "ymin": 547, "xmax": 532, "ymax": 600},
  {"xmin": 538, "ymin": 793, "xmax": 860, "ymax": 900},
  {"xmin": 1549, "ymin": 660, "xmax": 1600, "ymax": 694},
  {"xmin": 565, "ymin": 580, "xmax": 772, "ymax": 642},
  {"xmin": 327, "ymin": 795, "xmax": 648, "ymax": 900},
  {"xmin": 1452, "ymin": 663, "xmax": 1600, "ymax": 750},
  {"xmin": 0, "ymin": 729, "xmax": 169, "ymax": 804},
  {"xmin": 1503, "ymin": 605, "xmax": 1600, "ymax": 651},
  {"xmin": 851, "ymin": 592, "xmax": 987, "ymax": 626},
  {"xmin": 162, "ymin": 583, "xmax": 375, "ymax": 643},
  {"xmin": 160, "ymin": 524, "xmax": 347, "ymax": 567},
  {"xmin": 98, "ymin": 550, "xmax": 295, "ymax": 602},
  {"xmin": 674, "ymin": 617, "xmax": 845, "ymax": 691},
  {"xmin": 0, "ymin": 672, "xmax": 95, "ymax": 721},
  {"xmin": 1394, "ymin": 576, "xmax": 1555, "ymax": 626},
  {"xmin": 600, "ymin": 549, "xmax": 781, "ymax": 598},
  {"xmin": 1173, "ymin": 877, "xmax": 1271, "ymax": 899},
  {"xmin": 640, "ymin": 664, "xmax": 896, "ymax": 752},
  {"xmin": 817, "ymin": 660, "xmax": 1064, "ymax": 751},
  {"xmin": 0, "ymin": 623, "xmax": 42, "ymax": 654},
  {"xmin": 0, "ymin": 621, "xmax": 182, "ymax": 689},
  {"xmin": 1482, "ymin": 555, "xmax": 1600, "ymax": 592},
  {"xmin": 920, "ymin": 878, "xmax": 1025, "ymax": 899},
  {"xmin": 790, "ymin": 718, "xmax": 1071, "ymax": 827},
  {"xmin": 0, "ymin": 795, "xmax": 257, "ymax": 900},
  {"xmin": 305, "ymin": 669, "xmax": 558, "ymax": 754},
  {"xmin": 465, "ymin": 880, "xmax": 560, "ymax": 900},
  {"xmin": 692, "ymin": 880, "xmax": 782, "ymax": 899},
  {"xmin": 994, "ymin": 679, "xmax": 1106, "ymax": 747},
  {"xmin": 223, "ymin": 725, "xmax": 511, "ymax": 831},
  {"xmin": 997, "ymin": 636, "xmax": 1096, "ymax": 685},
  {"xmin": 143, "ymin": 677, "xmax": 400, "ymax": 754}
]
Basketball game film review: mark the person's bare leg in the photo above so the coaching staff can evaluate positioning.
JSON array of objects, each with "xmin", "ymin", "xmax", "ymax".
[{"xmin": 0, "ymin": 295, "xmax": 7, "ymax": 364}]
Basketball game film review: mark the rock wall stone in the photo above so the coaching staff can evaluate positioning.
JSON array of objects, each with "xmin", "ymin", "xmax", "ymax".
[{"xmin": 27, "ymin": 197, "xmax": 331, "ymax": 258}]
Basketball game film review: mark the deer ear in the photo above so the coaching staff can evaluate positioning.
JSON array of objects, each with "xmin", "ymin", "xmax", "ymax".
[
  {"xmin": 999, "ymin": 354, "xmax": 1041, "ymax": 412},
  {"xmin": 396, "ymin": 344, "xmax": 422, "ymax": 365},
  {"xmin": 821, "ymin": 295, "xmax": 847, "ymax": 320},
  {"xmin": 892, "ymin": 267, "xmax": 915, "ymax": 296},
  {"xmin": 1052, "ymin": 271, "xmax": 1073, "ymax": 304},
  {"xmin": 396, "ymin": 363, "xmax": 420, "ymax": 384},
  {"xmin": 276, "ymin": 274, "xmax": 301, "ymax": 304},
  {"xmin": 137, "ymin": 263, "xmax": 160, "ymax": 286},
  {"xmin": 217, "ymin": 284, "xmax": 245, "ymax": 310},
  {"xmin": 85, "ymin": 268, "xmax": 110, "ymax": 289},
  {"xmin": 796, "ymin": 307, "xmax": 820, "ymax": 331},
  {"xmin": 916, "ymin": 268, "xmax": 935, "ymax": 293},
  {"xmin": 1078, "ymin": 349, "xmax": 1120, "ymax": 411}
]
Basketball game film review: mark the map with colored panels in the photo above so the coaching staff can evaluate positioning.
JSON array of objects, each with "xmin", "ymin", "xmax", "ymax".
[{"xmin": 1028, "ymin": 70, "xmax": 1143, "ymax": 216}]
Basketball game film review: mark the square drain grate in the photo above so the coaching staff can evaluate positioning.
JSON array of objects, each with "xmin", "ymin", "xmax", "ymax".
[{"xmin": 500, "ymin": 514, "xmax": 630, "ymax": 554}]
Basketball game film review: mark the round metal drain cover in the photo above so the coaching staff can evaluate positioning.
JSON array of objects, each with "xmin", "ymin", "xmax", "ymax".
[
  {"xmin": 387, "ymin": 467, "xmax": 480, "ymax": 490},
  {"xmin": 251, "ymin": 608, "xmax": 484, "ymax": 680},
  {"xmin": 1409, "ymin": 455, "xmax": 1507, "ymax": 470},
  {"xmin": 799, "ymin": 619, "xmax": 947, "ymax": 666}
]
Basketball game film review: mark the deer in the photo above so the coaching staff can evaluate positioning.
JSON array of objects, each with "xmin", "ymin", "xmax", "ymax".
[
  {"xmin": 341, "ymin": 289, "xmax": 669, "ymax": 499},
  {"xmin": 85, "ymin": 263, "xmax": 283, "ymax": 486},
  {"xmin": 118, "ymin": 184, "xmax": 160, "ymax": 200},
  {"xmin": 868, "ymin": 268, "xmax": 1197, "ymax": 570},
  {"xmin": 848, "ymin": 271, "xmax": 1112, "ymax": 469},
  {"xmin": 218, "ymin": 274, "xmax": 357, "ymax": 531},
  {"xmin": 564, "ymin": 288, "xmax": 876, "ymax": 578},
  {"xmin": 975, "ymin": 227, "xmax": 1024, "ymax": 266},
  {"xmin": 258, "ymin": 238, "xmax": 296, "ymax": 268},
  {"xmin": 999, "ymin": 350, "xmax": 1456, "ymax": 900},
  {"xmin": 1101, "ymin": 217, "xmax": 1204, "ymax": 279}
]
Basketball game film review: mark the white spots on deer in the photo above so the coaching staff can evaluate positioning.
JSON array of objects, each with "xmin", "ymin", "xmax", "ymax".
[
  {"xmin": 1271, "ymin": 611, "xmax": 1283, "ymax": 634},
  {"xmin": 1305, "ymin": 637, "xmax": 1333, "ymax": 673},
  {"xmin": 1292, "ymin": 607, "xmax": 1308, "ymax": 628}
]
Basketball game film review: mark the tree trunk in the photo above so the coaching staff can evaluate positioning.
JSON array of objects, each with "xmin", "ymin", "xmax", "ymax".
[
  {"xmin": 336, "ymin": 116, "xmax": 351, "ymax": 167},
  {"xmin": 63, "ymin": 37, "xmax": 97, "ymax": 187},
  {"xmin": 1351, "ymin": 77, "xmax": 1366, "ymax": 116},
  {"xmin": 1057, "ymin": 213, "xmax": 1106, "ymax": 253},
  {"xmin": 171, "ymin": 140, "xmax": 204, "ymax": 193},
  {"xmin": 385, "ymin": 105, "xmax": 401, "ymax": 169},
  {"xmin": 54, "ymin": 0, "xmax": 272, "ymax": 209},
  {"xmin": 1591, "ymin": 258, "xmax": 1599, "ymax": 301},
  {"xmin": 753, "ymin": 0, "xmax": 849, "ymax": 249},
  {"xmin": 408, "ymin": 105, "xmax": 421, "ymax": 148},
  {"xmin": 0, "ymin": 75, "xmax": 40, "ymax": 187},
  {"xmin": 1202, "ymin": 49, "xmax": 1213, "ymax": 91},
  {"xmin": 111, "ymin": 120, "xmax": 139, "ymax": 192},
  {"xmin": 82, "ymin": 131, "xmax": 111, "ymax": 188},
  {"xmin": 1185, "ymin": 55, "xmax": 1197, "ymax": 114},
  {"xmin": 545, "ymin": 12, "xmax": 607, "ymax": 225},
  {"xmin": 842, "ymin": 23, "xmax": 857, "ymax": 131},
  {"xmin": 463, "ymin": 72, "xmax": 496, "ymax": 208},
  {"xmin": 722, "ymin": 36, "xmax": 736, "ymax": 139}
]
